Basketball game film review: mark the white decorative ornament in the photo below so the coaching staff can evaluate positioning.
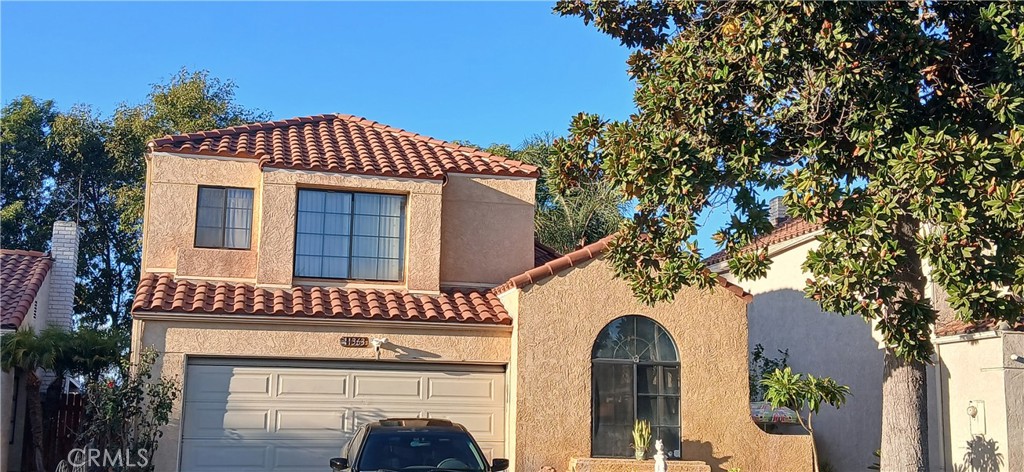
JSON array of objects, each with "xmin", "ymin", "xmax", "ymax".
[{"xmin": 653, "ymin": 439, "xmax": 667, "ymax": 472}]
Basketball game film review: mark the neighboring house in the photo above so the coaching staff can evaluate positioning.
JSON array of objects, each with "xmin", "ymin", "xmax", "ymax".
[
  {"xmin": 0, "ymin": 222, "xmax": 79, "ymax": 472},
  {"xmin": 131, "ymin": 114, "xmax": 811, "ymax": 472},
  {"xmin": 710, "ymin": 199, "xmax": 1024, "ymax": 472}
]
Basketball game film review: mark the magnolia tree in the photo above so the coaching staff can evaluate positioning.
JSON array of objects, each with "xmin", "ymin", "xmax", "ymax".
[{"xmin": 551, "ymin": 2, "xmax": 1024, "ymax": 470}]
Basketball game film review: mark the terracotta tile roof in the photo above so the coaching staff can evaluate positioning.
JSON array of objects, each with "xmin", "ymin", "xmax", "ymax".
[
  {"xmin": 934, "ymin": 317, "xmax": 1024, "ymax": 337},
  {"xmin": 533, "ymin": 240, "xmax": 562, "ymax": 266},
  {"xmin": 494, "ymin": 235, "xmax": 752, "ymax": 302},
  {"xmin": 132, "ymin": 273, "xmax": 511, "ymax": 325},
  {"xmin": 148, "ymin": 114, "xmax": 539, "ymax": 180},
  {"xmin": 1, "ymin": 250, "xmax": 54, "ymax": 329},
  {"xmin": 704, "ymin": 218, "xmax": 822, "ymax": 265}
]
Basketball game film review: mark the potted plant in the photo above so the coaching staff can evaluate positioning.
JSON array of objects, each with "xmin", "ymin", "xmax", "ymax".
[{"xmin": 631, "ymin": 419, "xmax": 651, "ymax": 460}]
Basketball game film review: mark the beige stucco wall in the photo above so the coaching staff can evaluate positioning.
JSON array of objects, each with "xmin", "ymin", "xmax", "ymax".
[
  {"xmin": 133, "ymin": 315, "xmax": 512, "ymax": 472},
  {"xmin": 936, "ymin": 332, "xmax": 1021, "ymax": 472},
  {"xmin": 143, "ymin": 154, "xmax": 263, "ymax": 276},
  {"xmin": 509, "ymin": 256, "xmax": 813, "ymax": 472},
  {"xmin": 2, "ymin": 273, "xmax": 52, "ymax": 472},
  {"xmin": 439, "ymin": 174, "xmax": 535, "ymax": 287},
  {"xmin": 718, "ymin": 237, "xmax": 888, "ymax": 472}
]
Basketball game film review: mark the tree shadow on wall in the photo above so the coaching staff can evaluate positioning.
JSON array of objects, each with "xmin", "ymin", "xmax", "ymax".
[
  {"xmin": 951, "ymin": 435, "xmax": 1004, "ymax": 472},
  {"xmin": 683, "ymin": 440, "xmax": 731, "ymax": 472}
]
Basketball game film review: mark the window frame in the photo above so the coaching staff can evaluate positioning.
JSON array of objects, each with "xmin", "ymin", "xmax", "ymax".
[
  {"xmin": 590, "ymin": 316, "xmax": 681, "ymax": 459},
  {"xmin": 193, "ymin": 185, "xmax": 254, "ymax": 250},
  {"xmin": 292, "ymin": 188, "xmax": 407, "ymax": 283}
]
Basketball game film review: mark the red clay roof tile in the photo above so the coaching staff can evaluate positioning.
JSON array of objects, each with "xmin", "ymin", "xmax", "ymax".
[
  {"xmin": 533, "ymin": 240, "xmax": 562, "ymax": 266},
  {"xmin": 703, "ymin": 218, "xmax": 822, "ymax": 265},
  {"xmin": 132, "ymin": 273, "xmax": 511, "ymax": 325},
  {"xmin": 934, "ymin": 317, "xmax": 1024, "ymax": 337},
  {"xmin": 149, "ymin": 114, "xmax": 539, "ymax": 180},
  {"xmin": 494, "ymin": 235, "xmax": 752, "ymax": 302},
  {"xmin": 1, "ymin": 250, "xmax": 54, "ymax": 329}
]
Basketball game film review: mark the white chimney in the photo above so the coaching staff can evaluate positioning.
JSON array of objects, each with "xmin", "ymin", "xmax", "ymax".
[
  {"xmin": 769, "ymin": 196, "xmax": 788, "ymax": 226},
  {"xmin": 46, "ymin": 221, "xmax": 79, "ymax": 331}
]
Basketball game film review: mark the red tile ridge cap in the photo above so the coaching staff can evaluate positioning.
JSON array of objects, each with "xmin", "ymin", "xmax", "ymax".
[
  {"xmin": 346, "ymin": 115, "xmax": 540, "ymax": 178},
  {"xmin": 147, "ymin": 113, "xmax": 540, "ymax": 178},
  {"xmin": 492, "ymin": 234, "xmax": 752, "ymax": 302},
  {"xmin": 0, "ymin": 249, "xmax": 51, "ymax": 258}
]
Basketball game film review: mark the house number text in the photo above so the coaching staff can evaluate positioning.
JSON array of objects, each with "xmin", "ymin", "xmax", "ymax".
[{"xmin": 340, "ymin": 336, "xmax": 370, "ymax": 348}]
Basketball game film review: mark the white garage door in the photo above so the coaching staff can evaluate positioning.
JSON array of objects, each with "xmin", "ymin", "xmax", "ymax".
[{"xmin": 180, "ymin": 360, "xmax": 506, "ymax": 472}]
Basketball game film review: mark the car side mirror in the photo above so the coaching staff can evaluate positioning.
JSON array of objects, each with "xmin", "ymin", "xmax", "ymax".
[
  {"xmin": 330, "ymin": 457, "xmax": 349, "ymax": 471},
  {"xmin": 492, "ymin": 458, "xmax": 510, "ymax": 472}
]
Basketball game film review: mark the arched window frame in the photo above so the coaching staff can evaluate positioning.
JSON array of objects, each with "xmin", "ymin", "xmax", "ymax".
[{"xmin": 591, "ymin": 315, "xmax": 681, "ymax": 458}]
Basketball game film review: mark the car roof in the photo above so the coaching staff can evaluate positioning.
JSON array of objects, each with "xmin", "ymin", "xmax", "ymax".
[{"xmin": 365, "ymin": 418, "xmax": 468, "ymax": 432}]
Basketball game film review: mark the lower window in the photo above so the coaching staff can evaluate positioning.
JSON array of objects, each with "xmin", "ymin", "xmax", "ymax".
[{"xmin": 591, "ymin": 315, "xmax": 681, "ymax": 458}]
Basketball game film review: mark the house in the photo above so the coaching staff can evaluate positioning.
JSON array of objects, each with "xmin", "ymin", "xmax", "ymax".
[
  {"xmin": 709, "ymin": 200, "xmax": 1024, "ymax": 472},
  {"xmin": 131, "ymin": 114, "xmax": 811, "ymax": 472},
  {"xmin": 1, "ymin": 221, "xmax": 80, "ymax": 472}
]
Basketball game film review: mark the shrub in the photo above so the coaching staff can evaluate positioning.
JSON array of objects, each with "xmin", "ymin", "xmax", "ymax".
[{"xmin": 76, "ymin": 348, "xmax": 179, "ymax": 471}]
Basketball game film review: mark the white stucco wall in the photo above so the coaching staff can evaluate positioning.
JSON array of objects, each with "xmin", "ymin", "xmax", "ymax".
[
  {"xmin": 718, "ymin": 237, "xmax": 888, "ymax": 472},
  {"xmin": 935, "ymin": 331, "xmax": 1023, "ymax": 472}
]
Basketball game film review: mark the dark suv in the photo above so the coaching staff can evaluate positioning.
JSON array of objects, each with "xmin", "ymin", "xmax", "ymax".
[{"xmin": 330, "ymin": 418, "xmax": 510, "ymax": 472}]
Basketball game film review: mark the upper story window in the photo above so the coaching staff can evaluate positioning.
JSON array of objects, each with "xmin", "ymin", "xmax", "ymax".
[
  {"xmin": 195, "ymin": 186, "xmax": 254, "ymax": 250},
  {"xmin": 294, "ymin": 189, "xmax": 405, "ymax": 282}
]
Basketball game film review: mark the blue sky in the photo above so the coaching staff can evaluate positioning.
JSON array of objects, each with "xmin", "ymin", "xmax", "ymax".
[
  {"xmin": 2, "ymin": 1, "xmax": 734, "ymax": 251},
  {"xmin": 2, "ymin": 2, "xmax": 635, "ymax": 147}
]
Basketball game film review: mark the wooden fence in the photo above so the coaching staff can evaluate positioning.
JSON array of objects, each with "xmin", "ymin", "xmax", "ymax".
[{"xmin": 43, "ymin": 393, "xmax": 85, "ymax": 471}]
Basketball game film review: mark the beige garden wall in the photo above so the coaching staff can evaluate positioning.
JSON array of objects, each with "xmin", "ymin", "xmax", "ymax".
[
  {"xmin": 131, "ymin": 315, "xmax": 512, "ymax": 472},
  {"xmin": 508, "ymin": 257, "xmax": 813, "ymax": 472},
  {"xmin": 439, "ymin": 174, "xmax": 535, "ymax": 287},
  {"xmin": 717, "ymin": 237, "xmax": 888, "ymax": 472}
]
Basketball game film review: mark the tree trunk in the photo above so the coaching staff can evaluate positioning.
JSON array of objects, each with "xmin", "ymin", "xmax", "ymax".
[
  {"xmin": 880, "ymin": 349, "xmax": 929, "ymax": 472},
  {"xmin": 22, "ymin": 371, "xmax": 46, "ymax": 472}
]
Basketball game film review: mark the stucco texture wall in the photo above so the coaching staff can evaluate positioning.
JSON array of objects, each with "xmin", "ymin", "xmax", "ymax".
[
  {"xmin": 721, "ymin": 238, "xmax": 886, "ymax": 472},
  {"xmin": 133, "ymin": 317, "xmax": 511, "ymax": 472},
  {"xmin": 440, "ymin": 174, "xmax": 535, "ymax": 286},
  {"xmin": 510, "ymin": 257, "xmax": 812, "ymax": 472},
  {"xmin": 143, "ymin": 154, "xmax": 262, "ymax": 276},
  {"xmin": 936, "ymin": 333, "xmax": 1020, "ymax": 472},
  {"xmin": 143, "ymin": 153, "xmax": 447, "ymax": 291}
]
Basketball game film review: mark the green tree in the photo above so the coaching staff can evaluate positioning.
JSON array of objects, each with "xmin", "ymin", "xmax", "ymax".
[
  {"xmin": 552, "ymin": 2, "xmax": 1024, "ymax": 470},
  {"xmin": 762, "ymin": 367, "xmax": 850, "ymax": 472},
  {"xmin": 484, "ymin": 135, "xmax": 623, "ymax": 253},
  {"xmin": 0, "ymin": 97, "xmax": 57, "ymax": 250},
  {"xmin": 0, "ymin": 69, "xmax": 266, "ymax": 330}
]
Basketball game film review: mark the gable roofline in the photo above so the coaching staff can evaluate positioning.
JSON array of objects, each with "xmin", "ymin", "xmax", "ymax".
[
  {"xmin": 147, "ymin": 113, "xmax": 540, "ymax": 180},
  {"xmin": 493, "ymin": 235, "xmax": 752, "ymax": 302},
  {"xmin": 704, "ymin": 218, "xmax": 823, "ymax": 267}
]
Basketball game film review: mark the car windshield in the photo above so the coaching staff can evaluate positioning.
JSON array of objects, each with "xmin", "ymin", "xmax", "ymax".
[{"xmin": 357, "ymin": 430, "xmax": 486, "ymax": 471}]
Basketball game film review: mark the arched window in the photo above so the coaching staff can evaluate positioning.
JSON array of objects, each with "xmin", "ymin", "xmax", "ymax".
[{"xmin": 591, "ymin": 315, "xmax": 680, "ymax": 458}]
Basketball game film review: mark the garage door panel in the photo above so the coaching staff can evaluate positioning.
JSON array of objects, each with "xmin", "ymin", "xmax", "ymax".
[
  {"xmin": 352, "ymin": 374, "xmax": 422, "ymax": 398},
  {"xmin": 277, "ymin": 372, "xmax": 349, "ymax": 398},
  {"xmin": 428, "ymin": 376, "xmax": 497, "ymax": 401},
  {"xmin": 275, "ymin": 409, "xmax": 347, "ymax": 435},
  {"xmin": 179, "ymin": 440, "xmax": 270, "ymax": 470},
  {"xmin": 182, "ymin": 362, "xmax": 505, "ymax": 471},
  {"xmin": 181, "ymin": 439, "xmax": 344, "ymax": 472},
  {"xmin": 183, "ymin": 404, "xmax": 270, "ymax": 438},
  {"xmin": 186, "ymin": 366, "xmax": 271, "ymax": 401}
]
